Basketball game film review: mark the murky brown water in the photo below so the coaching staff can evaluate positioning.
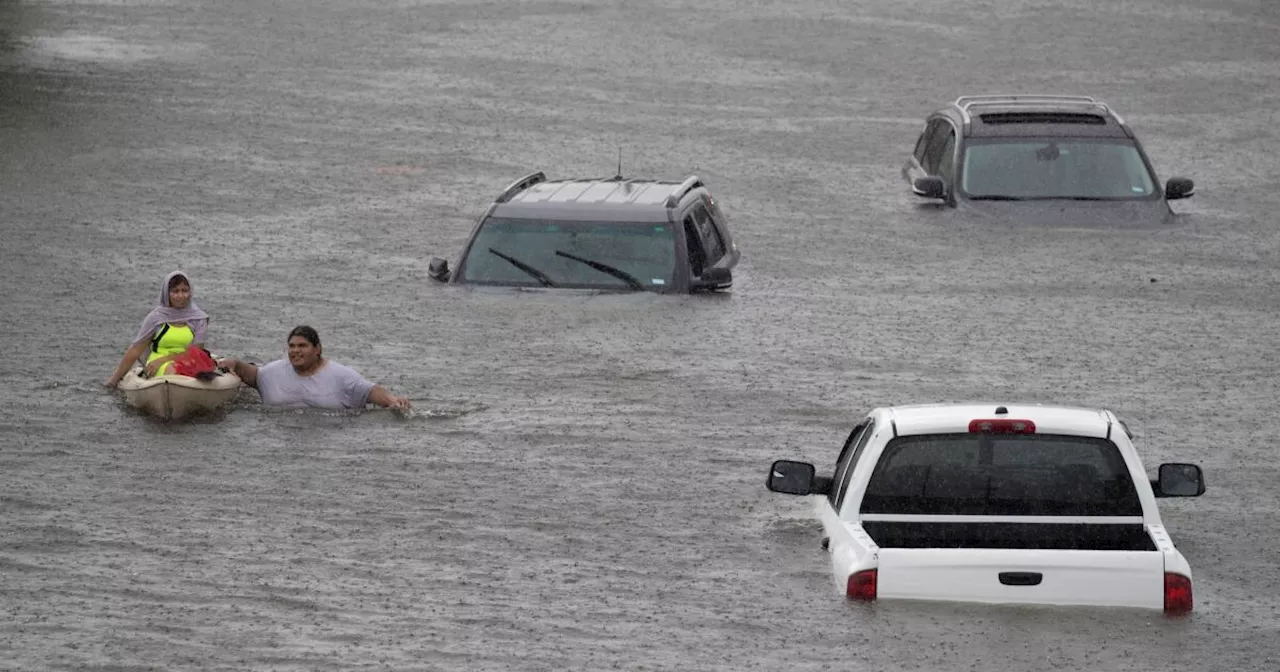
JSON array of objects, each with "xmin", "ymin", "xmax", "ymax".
[{"xmin": 3, "ymin": 0, "xmax": 1280, "ymax": 669}]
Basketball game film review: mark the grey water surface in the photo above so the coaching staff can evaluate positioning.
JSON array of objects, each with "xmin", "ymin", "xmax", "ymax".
[{"xmin": 2, "ymin": 0, "xmax": 1280, "ymax": 669}]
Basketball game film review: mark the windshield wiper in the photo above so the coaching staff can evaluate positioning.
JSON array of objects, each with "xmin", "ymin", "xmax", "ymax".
[
  {"xmin": 554, "ymin": 250, "xmax": 645, "ymax": 291},
  {"xmin": 967, "ymin": 195, "xmax": 1029, "ymax": 201},
  {"xmin": 488, "ymin": 248, "xmax": 555, "ymax": 287}
]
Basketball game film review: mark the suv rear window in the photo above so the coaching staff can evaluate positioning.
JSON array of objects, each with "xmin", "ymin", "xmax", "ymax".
[
  {"xmin": 978, "ymin": 112, "xmax": 1106, "ymax": 125},
  {"xmin": 861, "ymin": 434, "xmax": 1142, "ymax": 516}
]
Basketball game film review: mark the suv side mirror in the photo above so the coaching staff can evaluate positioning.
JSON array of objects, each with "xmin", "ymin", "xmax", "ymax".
[
  {"xmin": 692, "ymin": 266, "xmax": 731, "ymax": 292},
  {"xmin": 912, "ymin": 176, "xmax": 946, "ymax": 199},
  {"xmin": 767, "ymin": 460, "xmax": 818, "ymax": 495},
  {"xmin": 1154, "ymin": 463, "xmax": 1205, "ymax": 497},
  {"xmin": 428, "ymin": 257, "xmax": 450, "ymax": 282},
  {"xmin": 1165, "ymin": 177, "xmax": 1195, "ymax": 200}
]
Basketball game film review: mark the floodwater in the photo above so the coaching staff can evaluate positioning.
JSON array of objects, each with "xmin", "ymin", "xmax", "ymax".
[{"xmin": 3, "ymin": 0, "xmax": 1280, "ymax": 669}]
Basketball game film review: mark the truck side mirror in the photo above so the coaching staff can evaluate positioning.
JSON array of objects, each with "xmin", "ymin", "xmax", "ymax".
[
  {"xmin": 767, "ymin": 460, "xmax": 818, "ymax": 495},
  {"xmin": 1154, "ymin": 463, "xmax": 1205, "ymax": 497}
]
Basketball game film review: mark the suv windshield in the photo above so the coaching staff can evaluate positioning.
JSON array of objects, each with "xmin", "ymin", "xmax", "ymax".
[
  {"xmin": 458, "ymin": 217, "xmax": 676, "ymax": 290},
  {"xmin": 861, "ymin": 433, "xmax": 1142, "ymax": 516},
  {"xmin": 961, "ymin": 138, "xmax": 1156, "ymax": 200}
]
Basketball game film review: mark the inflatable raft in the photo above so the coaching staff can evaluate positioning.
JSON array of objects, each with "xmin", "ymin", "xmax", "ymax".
[{"xmin": 118, "ymin": 367, "xmax": 242, "ymax": 420}]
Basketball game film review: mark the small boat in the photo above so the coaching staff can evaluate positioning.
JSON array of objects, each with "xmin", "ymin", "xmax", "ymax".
[{"xmin": 118, "ymin": 367, "xmax": 243, "ymax": 420}]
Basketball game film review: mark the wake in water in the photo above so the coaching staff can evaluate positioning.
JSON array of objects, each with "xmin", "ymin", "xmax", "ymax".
[
  {"xmin": 235, "ymin": 398, "xmax": 488, "ymax": 421},
  {"xmin": 65, "ymin": 377, "xmax": 488, "ymax": 424}
]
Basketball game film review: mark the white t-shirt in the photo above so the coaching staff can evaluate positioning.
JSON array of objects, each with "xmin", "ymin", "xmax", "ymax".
[{"xmin": 256, "ymin": 359, "xmax": 376, "ymax": 409}]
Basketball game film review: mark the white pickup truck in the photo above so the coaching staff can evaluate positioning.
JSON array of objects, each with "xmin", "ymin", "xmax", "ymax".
[{"xmin": 767, "ymin": 403, "xmax": 1205, "ymax": 614}]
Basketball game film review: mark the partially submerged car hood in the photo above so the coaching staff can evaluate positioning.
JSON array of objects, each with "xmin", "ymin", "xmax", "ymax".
[{"xmin": 956, "ymin": 198, "xmax": 1177, "ymax": 228}]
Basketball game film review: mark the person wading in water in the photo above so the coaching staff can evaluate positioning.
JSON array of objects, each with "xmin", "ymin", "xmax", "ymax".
[{"xmin": 217, "ymin": 325, "xmax": 410, "ymax": 410}]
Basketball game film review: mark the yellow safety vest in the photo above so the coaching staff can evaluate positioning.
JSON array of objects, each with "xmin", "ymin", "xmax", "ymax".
[{"xmin": 145, "ymin": 323, "xmax": 194, "ymax": 376}]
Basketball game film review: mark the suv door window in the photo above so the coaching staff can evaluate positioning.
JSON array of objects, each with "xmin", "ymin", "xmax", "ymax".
[
  {"xmin": 936, "ymin": 129, "xmax": 956, "ymax": 188},
  {"xmin": 706, "ymin": 197, "xmax": 731, "ymax": 245},
  {"xmin": 690, "ymin": 204, "xmax": 725, "ymax": 266},
  {"xmin": 921, "ymin": 120, "xmax": 954, "ymax": 175},
  {"xmin": 833, "ymin": 419, "xmax": 878, "ymax": 510},
  {"xmin": 912, "ymin": 127, "xmax": 930, "ymax": 164},
  {"xmin": 683, "ymin": 214, "xmax": 708, "ymax": 276},
  {"xmin": 827, "ymin": 422, "xmax": 869, "ymax": 506}
]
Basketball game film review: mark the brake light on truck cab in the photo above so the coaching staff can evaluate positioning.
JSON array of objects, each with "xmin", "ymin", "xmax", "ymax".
[
  {"xmin": 1164, "ymin": 573, "xmax": 1193, "ymax": 615},
  {"xmin": 968, "ymin": 418, "xmax": 1036, "ymax": 434},
  {"xmin": 846, "ymin": 570, "xmax": 877, "ymax": 601}
]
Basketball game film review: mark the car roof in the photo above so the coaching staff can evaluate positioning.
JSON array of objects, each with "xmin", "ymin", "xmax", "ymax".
[
  {"xmin": 937, "ymin": 95, "xmax": 1134, "ymax": 139},
  {"xmin": 882, "ymin": 402, "xmax": 1114, "ymax": 439},
  {"xmin": 489, "ymin": 175, "xmax": 702, "ymax": 222}
]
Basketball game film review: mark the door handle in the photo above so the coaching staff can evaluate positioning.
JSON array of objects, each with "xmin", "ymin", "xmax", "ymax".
[{"xmin": 998, "ymin": 572, "xmax": 1043, "ymax": 586}]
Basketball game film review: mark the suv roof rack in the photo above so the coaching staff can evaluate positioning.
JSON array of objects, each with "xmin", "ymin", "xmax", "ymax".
[
  {"xmin": 951, "ymin": 94, "xmax": 1124, "ymax": 128},
  {"xmin": 493, "ymin": 172, "xmax": 705, "ymax": 210},
  {"xmin": 494, "ymin": 171, "xmax": 547, "ymax": 204},
  {"xmin": 663, "ymin": 175, "xmax": 704, "ymax": 208}
]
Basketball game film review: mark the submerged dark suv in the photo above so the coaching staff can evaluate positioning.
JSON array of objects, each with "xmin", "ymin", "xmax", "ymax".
[
  {"xmin": 428, "ymin": 172, "xmax": 740, "ymax": 293},
  {"xmin": 903, "ymin": 95, "xmax": 1195, "ymax": 226}
]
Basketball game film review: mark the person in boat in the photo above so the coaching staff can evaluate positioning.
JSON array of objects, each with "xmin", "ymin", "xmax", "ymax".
[
  {"xmin": 105, "ymin": 271, "xmax": 210, "ymax": 388},
  {"xmin": 217, "ymin": 325, "xmax": 411, "ymax": 410}
]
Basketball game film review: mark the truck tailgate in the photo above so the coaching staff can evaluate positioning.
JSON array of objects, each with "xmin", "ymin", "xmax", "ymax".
[{"xmin": 876, "ymin": 547, "xmax": 1165, "ymax": 609}]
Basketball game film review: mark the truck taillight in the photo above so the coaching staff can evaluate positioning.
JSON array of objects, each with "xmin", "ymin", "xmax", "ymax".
[
  {"xmin": 968, "ymin": 419, "xmax": 1036, "ymax": 434},
  {"xmin": 1164, "ymin": 573, "xmax": 1193, "ymax": 616},
  {"xmin": 846, "ymin": 570, "xmax": 877, "ymax": 601}
]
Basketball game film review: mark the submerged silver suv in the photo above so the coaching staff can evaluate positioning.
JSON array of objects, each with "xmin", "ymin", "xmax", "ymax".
[
  {"xmin": 428, "ymin": 172, "xmax": 740, "ymax": 293},
  {"xmin": 903, "ymin": 95, "xmax": 1195, "ymax": 226}
]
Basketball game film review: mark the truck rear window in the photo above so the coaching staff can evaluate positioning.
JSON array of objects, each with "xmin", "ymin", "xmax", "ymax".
[{"xmin": 861, "ymin": 434, "xmax": 1142, "ymax": 516}]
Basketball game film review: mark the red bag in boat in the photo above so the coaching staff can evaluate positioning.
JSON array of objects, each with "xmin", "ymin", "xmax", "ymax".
[{"xmin": 170, "ymin": 346, "xmax": 219, "ymax": 379}]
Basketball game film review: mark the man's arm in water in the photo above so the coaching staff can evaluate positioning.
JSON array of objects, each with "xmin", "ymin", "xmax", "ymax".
[
  {"xmin": 368, "ymin": 384, "xmax": 411, "ymax": 410},
  {"xmin": 217, "ymin": 358, "xmax": 260, "ymax": 388}
]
